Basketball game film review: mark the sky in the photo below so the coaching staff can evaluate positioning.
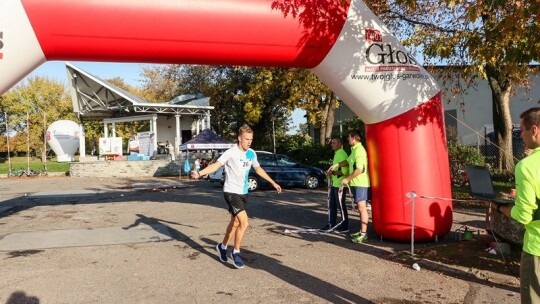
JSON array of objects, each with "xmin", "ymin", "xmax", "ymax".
[
  {"xmin": 26, "ymin": 61, "xmax": 148, "ymax": 88},
  {"xmin": 23, "ymin": 61, "xmax": 306, "ymax": 134}
]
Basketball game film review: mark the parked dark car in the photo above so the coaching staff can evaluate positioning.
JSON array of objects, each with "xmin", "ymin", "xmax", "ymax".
[
  {"xmin": 209, "ymin": 151, "xmax": 326, "ymax": 191},
  {"xmin": 484, "ymin": 128, "xmax": 525, "ymax": 159}
]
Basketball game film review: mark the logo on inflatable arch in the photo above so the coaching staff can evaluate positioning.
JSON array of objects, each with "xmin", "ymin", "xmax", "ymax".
[
  {"xmin": 365, "ymin": 43, "xmax": 418, "ymax": 66},
  {"xmin": 365, "ymin": 29, "xmax": 382, "ymax": 43},
  {"xmin": 363, "ymin": 29, "xmax": 420, "ymax": 73}
]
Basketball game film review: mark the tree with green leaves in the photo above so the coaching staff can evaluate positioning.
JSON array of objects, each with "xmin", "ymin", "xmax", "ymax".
[
  {"xmin": 79, "ymin": 77, "xmax": 150, "ymax": 153},
  {"xmin": 138, "ymin": 63, "xmax": 344, "ymax": 148},
  {"xmin": 364, "ymin": 0, "xmax": 540, "ymax": 172},
  {"xmin": 0, "ymin": 76, "xmax": 76, "ymax": 162},
  {"xmin": 139, "ymin": 65, "xmax": 213, "ymax": 102},
  {"xmin": 239, "ymin": 67, "xmax": 341, "ymax": 146},
  {"xmin": 139, "ymin": 65, "xmax": 249, "ymax": 141}
]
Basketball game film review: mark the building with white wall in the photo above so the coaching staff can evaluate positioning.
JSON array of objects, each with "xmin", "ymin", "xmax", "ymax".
[
  {"xmin": 319, "ymin": 67, "xmax": 540, "ymax": 147},
  {"xmin": 66, "ymin": 62, "xmax": 213, "ymax": 158},
  {"xmin": 435, "ymin": 68, "xmax": 540, "ymax": 146}
]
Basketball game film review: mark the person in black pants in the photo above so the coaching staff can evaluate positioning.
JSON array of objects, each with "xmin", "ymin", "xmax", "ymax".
[{"xmin": 323, "ymin": 137, "xmax": 349, "ymax": 233}]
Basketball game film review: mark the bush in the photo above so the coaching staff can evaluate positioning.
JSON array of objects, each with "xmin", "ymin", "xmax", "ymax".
[
  {"xmin": 448, "ymin": 141, "xmax": 486, "ymax": 166},
  {"xmin": 285, "ymin": 144, "xmax": 333, "ymax": 170},
  {"xmin": 448, "ymin": 141, "xmax": 486, "ymax": 186},
  {"xmin": 491, "ymin": 170, "xmax": 515, "ymax": 183},
  {"xmin": 275, "ymin": 133, "xmax": 334, "ymax": 169}
]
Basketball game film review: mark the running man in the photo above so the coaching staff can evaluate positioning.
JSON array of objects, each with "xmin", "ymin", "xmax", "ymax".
[
  {"xmin": 191, "ymin": 125, "xmax": 281, "ymax": 268},
  {"xmin": 329, "ymin": 130, "xmax": 370, "ymax": 243}
]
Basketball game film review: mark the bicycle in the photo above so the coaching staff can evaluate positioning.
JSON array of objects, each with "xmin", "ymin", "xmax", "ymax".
[
  {"xmin": 8, "ymin": 168, "xmax": 25, "ymax": 177},
  {"xmin": 24, "ymin": 170, "xmax": 38, "ymax": 177}
]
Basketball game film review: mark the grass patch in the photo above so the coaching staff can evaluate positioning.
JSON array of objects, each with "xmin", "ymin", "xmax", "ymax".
[
  {"xmin": 452, "ymin": 179, "xmax": 514, "ymax": 208},
  {"xmin": 0, "ymin": 157, "xmax": 70, "ymax": 174}
]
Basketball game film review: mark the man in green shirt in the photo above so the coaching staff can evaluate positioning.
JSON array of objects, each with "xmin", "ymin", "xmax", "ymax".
[
  {"xmin": 329, "ymin": 130, "xmax": 370, "ymax": 243},
  {"xmin": 492, "ymin": 107, "xmax": 540, "ymax": 303},
  {"xmin": 322, "ymin": 137, "xmax": 349, "ymax": 233}
]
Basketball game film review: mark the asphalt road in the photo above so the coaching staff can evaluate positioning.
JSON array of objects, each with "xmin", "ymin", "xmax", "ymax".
[{"xmin": 0, "ymin": 176, "xmax": 520, "ymax": 303}]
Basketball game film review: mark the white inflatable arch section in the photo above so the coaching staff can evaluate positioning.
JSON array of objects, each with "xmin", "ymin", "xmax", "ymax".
[{"xmin": 0, "ymin": 0, "xmax": 452, "ymax": 241}]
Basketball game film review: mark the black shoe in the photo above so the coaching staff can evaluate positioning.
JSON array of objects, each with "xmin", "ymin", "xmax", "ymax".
[
  {"xmin": 319, "ymin": 225, "xmax": 331, "ymax": 232},
  {"xmin": 335, "ymin": 226, "xmax": 350, "ymax": 234}
]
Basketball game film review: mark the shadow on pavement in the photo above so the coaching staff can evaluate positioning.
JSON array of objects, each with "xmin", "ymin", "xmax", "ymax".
[
  {"xmin": 0, "ymin": 178, "xmax": 520, "ymax": 294},
  {"xmin": 198, "ymin": 237, "xmax": 370, "ymax": 304},
  {"xmin": 6, "ymin": 291, "xmax": 40, "ymax": 304}
]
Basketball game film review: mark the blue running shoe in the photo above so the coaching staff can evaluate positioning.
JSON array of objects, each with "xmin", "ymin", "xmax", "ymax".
[
  {"xmin": 216, "ymin": 243, "xmax": 227, "ymax": 263},
  {"xmin": 230, "ymin": 252, "xmax": 245, "ymax": 269}
]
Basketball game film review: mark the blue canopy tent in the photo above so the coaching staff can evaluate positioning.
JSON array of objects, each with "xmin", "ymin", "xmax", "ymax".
[
  {"xmin": 180, "ymin": 129, "xmax": 234, "ymax": 177},
  {"xmin": 179, "ymin": 129, "xmax": 235, "ymax": 151}
]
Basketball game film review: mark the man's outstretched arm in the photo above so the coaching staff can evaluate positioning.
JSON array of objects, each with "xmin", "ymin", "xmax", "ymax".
[{"xmin": 254, "ymin": 166, "xmax": 281, "ymax": 193}]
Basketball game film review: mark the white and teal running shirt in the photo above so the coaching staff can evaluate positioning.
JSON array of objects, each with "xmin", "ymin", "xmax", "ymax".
[{"xmin": 218, "ymin": 145, "xmax": 259, "ymax": 195}]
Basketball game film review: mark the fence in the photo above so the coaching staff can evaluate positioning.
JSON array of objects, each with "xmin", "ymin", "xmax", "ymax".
[{"xmin": 458, "ymin": 122, "xmax": 525, "ymax": 166}]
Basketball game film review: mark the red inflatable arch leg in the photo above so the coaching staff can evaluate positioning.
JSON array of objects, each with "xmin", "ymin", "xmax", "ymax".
[
  {"xmin": 365, "ymin": 94, "xmax": 452, "ymax": 241},
  {"xmin": 311, "ymin": 1, "xmax": 452, "ymax": 241},
  {"xmin": 0, "ymin": 0, "xmax": 452, "ymax": 241}
]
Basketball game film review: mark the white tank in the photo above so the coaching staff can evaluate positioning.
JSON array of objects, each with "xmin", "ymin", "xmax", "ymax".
[{"xmin": 46, "ymin": 120, "xmax": 80, "ymax": 162}]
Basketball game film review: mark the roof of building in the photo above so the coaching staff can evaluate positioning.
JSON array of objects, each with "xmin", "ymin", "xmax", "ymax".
[{"xmin": 66, "ymin": 62, "xmax": 213, "ymax": 122}]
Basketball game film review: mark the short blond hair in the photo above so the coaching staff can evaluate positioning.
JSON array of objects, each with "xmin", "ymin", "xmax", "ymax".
[{"xmin": 239, "ymin": 125, "xmax": 253, "ymax": 137}]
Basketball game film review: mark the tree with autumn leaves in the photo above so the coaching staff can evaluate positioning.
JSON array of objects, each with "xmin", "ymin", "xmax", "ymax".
[
  {"xmin": 0, "ymin": 76, "xmax": 148, "ymax": 161},
  {"xmin": 362, "ymin": 0, "xmax": 540, "ymax": 171},
  {"xmin": 0, "ymin": 76, "xmax": 76, "ymax": 161},
  {"xmin": 139, "ymin": 65, "xmax": 339, "ymax": 149}
]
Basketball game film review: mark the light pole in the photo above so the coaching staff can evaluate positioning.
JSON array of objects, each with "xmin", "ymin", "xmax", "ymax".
[
  {"xmin": 339, "ymin": 101, "xmax": 343, "ymax": 137},
  {"xmin": 272, "ymin": 118, "xmax": 276, "ymax": 154}
]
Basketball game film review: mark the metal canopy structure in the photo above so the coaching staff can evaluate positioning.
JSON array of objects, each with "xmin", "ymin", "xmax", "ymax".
[{"xmin": 66, "ymin": 62, "xmax": 214, "ymax": 122}]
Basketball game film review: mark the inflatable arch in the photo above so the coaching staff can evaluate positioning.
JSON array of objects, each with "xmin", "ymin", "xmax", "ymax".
[{"xmin": 0, "ymin": 0, "xmax": 452, "ymax": 241}]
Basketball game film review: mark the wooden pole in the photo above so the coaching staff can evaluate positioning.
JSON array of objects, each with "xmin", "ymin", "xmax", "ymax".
[
  {"xmin": 27, "ymin": 112, "xmax": 30, "ymax": 172},
  {"xmin": 43, "ymin": 112, "xmax": 47, "ymax": 171},
  {"xmin": 5, "ymin": 112, "xmax": 11, "ymax": 176}
]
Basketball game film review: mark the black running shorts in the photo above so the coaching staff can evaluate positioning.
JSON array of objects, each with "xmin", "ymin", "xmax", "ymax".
[{"xmin": 223, "ymin": 192, "xmax": 248, "ymax": 216}]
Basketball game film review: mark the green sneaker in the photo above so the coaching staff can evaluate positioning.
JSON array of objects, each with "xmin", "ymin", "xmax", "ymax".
[
  {"xmin": 351, "ymin": 234, "xmax": 368, "ymax": 243},
  {"xmin": 350, "ymin": 232, "xmax": 361, "ymax": 238}
]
